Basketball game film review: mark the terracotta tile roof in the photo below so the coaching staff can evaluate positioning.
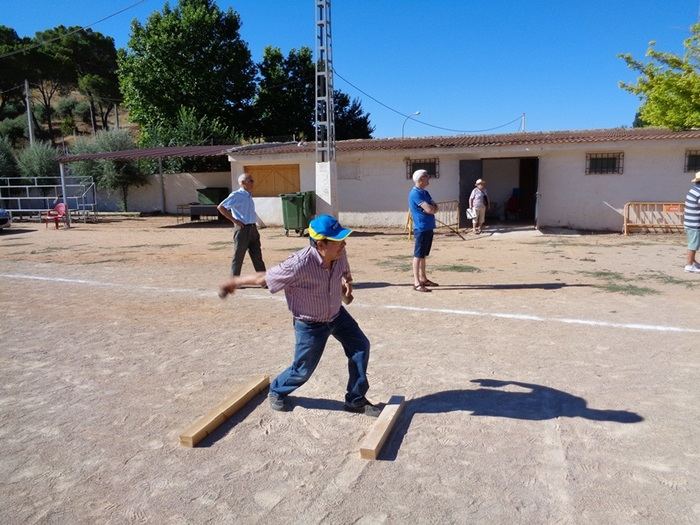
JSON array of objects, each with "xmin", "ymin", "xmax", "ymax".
[{"xmin": 227, "ymin": 128, "xmax": 700, "ymax": 157}]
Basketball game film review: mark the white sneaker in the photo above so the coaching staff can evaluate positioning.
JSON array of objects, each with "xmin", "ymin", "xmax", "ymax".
[
  {"xmin": 694, "ymin": 262, "xmax": 700, "ymax": 270},
  {"xmin": 684, "ymin": 264, "xmax": 700, "ymax": 273}
]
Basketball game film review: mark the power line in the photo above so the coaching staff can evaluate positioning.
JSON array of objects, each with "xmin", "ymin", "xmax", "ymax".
[
  {"xmin": 0, "ymin": 84, "xmax": 25, "ymax": 96},
  {"xmin": 334, "ymin": 69, "xmax": 523, "ymax": 134},
  {"xmin": 0, "ymin": 0, "xmax": 148, "ymax": 61}
]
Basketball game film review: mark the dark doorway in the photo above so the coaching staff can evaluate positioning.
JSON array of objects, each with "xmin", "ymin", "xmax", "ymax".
[
  {"xmin": 458, "ymin": 160, "xmax": 482, "ymax": 228},
  {"xmin": 519, "ymin": 158, "xmax": 538, "ymax": 222},
  {"xmin": 459, "ymin": 157, "xmax": 539, "ymax": 227}
]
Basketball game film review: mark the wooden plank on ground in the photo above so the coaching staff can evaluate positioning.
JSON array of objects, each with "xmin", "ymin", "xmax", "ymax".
[
  {"xmin": 179, "ymin": 374, "xmax": 270, "ymax": 447},
  {"xmin": 359, "ymin": 395, "xmax": 405, "ymax": 460}
]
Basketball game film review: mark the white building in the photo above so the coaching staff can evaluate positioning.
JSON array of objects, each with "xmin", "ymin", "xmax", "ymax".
[{"xmin": 225, "ymin": 128, "xmax": 700, "ymax": 232}]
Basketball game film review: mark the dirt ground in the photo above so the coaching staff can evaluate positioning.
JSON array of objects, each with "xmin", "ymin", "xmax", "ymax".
[{"xmin": 1, "ymin": 216, "xmax": 698, "ymax": 524}]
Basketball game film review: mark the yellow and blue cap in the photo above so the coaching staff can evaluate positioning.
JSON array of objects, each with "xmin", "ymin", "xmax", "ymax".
[{"xmin": 308, "ymin": 214, "xmax": 352, "ymax": 241}]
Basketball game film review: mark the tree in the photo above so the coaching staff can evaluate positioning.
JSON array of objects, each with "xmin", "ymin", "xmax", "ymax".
[
  {"xmin": 118, "ymin": 0, "xmax": 256, "ymax": 135},
  {"xmin": 0, "ymin": 26, "xmax": 30, "ymax": 118},
  {"xmin": 0, "ymin": 115, "xmax": 28, "ymax": 147},
  {"xmin": 254, "ymin": 46, "xmax": 315, "ymax": 140},
  {"xmin": 254, "ymin": 45, "xmax": 373, "ymax": 141},
  {"xmin": 141, "ymin": 106, "xmax": 238, "ymax": 173},
  {"xmin": 0, "ymin": 136, "xmax": 18, "ymax": 179},
  {"xmin": 334, "ymin": 92, "xmax": 374, "ymax": 140},
  {"xmin": 71, "ymin": 130, "xmax": 149, "ymax": 211},
  {"xmin": 620, "ymin": 23, "xmax": 700, "ymax": 130},
  {"xmin": 32, "ymin": 26, "xmax": 120, "ymax": 137},
  {"xmin": 16, "ymin": 142, "xmax": 59, "ymax": 186}
]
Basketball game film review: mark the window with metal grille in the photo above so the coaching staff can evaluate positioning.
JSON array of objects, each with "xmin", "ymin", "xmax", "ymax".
[
  {"xmin": 406, "ymin": 158, "xmax": 439, "ymax": 179},
  {"xmin": 685, "ymin": 150, "xmax": 700, "ymax": 172},
  {"xmin": 586, "ymin": 152, "xmax": 624, "ymax": 174}
]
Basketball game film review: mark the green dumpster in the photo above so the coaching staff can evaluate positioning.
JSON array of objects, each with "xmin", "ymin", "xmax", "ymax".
[{"xmin": 280, "ymin": 191, "xmax": 316, "ymax": 236}]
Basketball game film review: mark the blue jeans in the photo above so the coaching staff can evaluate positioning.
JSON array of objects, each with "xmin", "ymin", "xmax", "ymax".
[{"xmin": 270, "ymin": 307, "xmax": 370, "ymax": 406}]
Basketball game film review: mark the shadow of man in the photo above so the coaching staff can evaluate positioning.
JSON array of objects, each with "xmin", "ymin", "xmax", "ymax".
[{"xmin": 381, "ymin": 378, "xmax": 643, "ymax": 460}]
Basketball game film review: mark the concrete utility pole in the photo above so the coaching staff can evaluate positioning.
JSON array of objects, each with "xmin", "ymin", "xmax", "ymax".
[
  {"xmin": 314, "ymin": 0, "xmax": 338, "ymax": 216},
  {"xmin": 520, "ymin": 112, "xmax": 526, "ymax": 132},
  {"xmin": 24, "ymin": 79, "xmax": 35, "ymax": 146}
]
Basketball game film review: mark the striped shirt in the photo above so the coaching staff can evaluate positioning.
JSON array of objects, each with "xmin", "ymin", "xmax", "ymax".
[
  {"xmin": 265, "ymin": 246, "xmax": 352, "ymax": 322},
  {"xmin": 685, "ymin": 184, "xmax": 700, "ymax": 229},
  {"xmin": 219, "ymin": 188, "xmax": 257, "ymax": 224}
]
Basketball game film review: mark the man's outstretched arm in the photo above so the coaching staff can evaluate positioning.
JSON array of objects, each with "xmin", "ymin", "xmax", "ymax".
[{"xmin": 219, "ymin": 272, "xmax": 267, "ymax": 298}]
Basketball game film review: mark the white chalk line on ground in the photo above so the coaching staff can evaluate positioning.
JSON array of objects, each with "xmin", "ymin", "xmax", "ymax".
[{"xmin": 2, "ymin": 272, "xmax": 698, "ymax": 334}]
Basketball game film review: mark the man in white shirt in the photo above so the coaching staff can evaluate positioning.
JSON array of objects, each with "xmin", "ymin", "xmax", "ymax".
[{"xmin": 217, "ymin": 173, "xmax": 267, "ymax": 277}]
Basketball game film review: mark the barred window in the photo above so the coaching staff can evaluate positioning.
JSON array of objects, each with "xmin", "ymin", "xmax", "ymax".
[
  {"xmin": 586, "ymin": 152, "xmax": 624, "ymax": 175},
  {"xmin": 685, "ymin": 150, "xmax": 700, "ymax": 172},
  {"xmin": 406, "ymin": 158, "xmax": 439, "ymax": 179}
]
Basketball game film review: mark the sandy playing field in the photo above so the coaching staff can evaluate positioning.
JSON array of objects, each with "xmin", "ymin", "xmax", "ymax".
[{"xmin": 1, "ymin": 216, "xmax": 698, "ymax": 524}]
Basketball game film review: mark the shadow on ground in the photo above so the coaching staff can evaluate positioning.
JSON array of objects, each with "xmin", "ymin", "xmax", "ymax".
[
  {"xmin": 353, "ymin": 281, "xmax": 593, "ymax": 291},
  {"xmin": 0, "ymin": 228, "xmax": 37, "ymax": 235},
  {"xmin": 379, "ymin": 379, "xmax": 643, "ymax": 461}
]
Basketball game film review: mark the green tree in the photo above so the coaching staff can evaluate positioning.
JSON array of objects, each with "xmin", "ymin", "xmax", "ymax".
[
  {"xmin": 0, "ymin": 26, "xmax": 30, "ymax": 119},
  {"xmin": 254, "ymin": 45, "xmax": 373, "ymax": 141},
  {"xmin": 16, "ymin": 141, "xmax": 59, "ymax": 186},
  {"xmin": 31, "ymin": 26, "xmax": 120, "ymax": 137},
  {"xmin": 71, "ymin": 130, "xmax": 149, "ymax": 211},
  {"xmin": 118, "ymin": 0, "xmax": 256, "ymax": 135},
  {"xmin": 0, "ymin": 115, "xmax": 28, "ymax": 147},
  {"xmin": 254, "ymin": 46, "xmax": 315, "ymax": 140},
  {"xmin": 0, "ymin": 136, "xmax": 19, "ymax": 179},
  {"xmin": 620, "ymin": 23, "xmax": 700, "ymax": 130},
  {"xmin": 141, "ymin": 106, "xmax": 238, "ymax": 173},
  {"xmin": 334, "ymin": 92, "xmax": 374, "ymax": 140}
]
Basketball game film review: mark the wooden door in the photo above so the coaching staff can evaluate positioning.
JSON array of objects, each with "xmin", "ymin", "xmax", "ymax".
[{"xmin": 244, "ymin": 164, "xmax": 300, "ymax": 197}]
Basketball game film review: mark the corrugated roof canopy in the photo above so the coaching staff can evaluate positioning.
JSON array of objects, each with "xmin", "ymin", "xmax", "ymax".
[{"xmin": 58, "ymin": 145, "xmax": 236, "ymax": 163}]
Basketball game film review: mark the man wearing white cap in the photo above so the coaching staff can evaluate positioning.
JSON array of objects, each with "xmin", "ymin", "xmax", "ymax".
[
  {"xmin": 218, "ymin": 214, "xmax": 380, "ymax": 416},
  {"xmin": 683, "ymin": 171, "xmax": 700, "ymax": 273},
  {"xmin": 408, "ymin": 169, "xmax": 439, "ymax": 292}
]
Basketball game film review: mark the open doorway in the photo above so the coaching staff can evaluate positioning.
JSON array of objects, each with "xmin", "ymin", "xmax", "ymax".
[{"xmin": 459, "ymin": 158, "xmax": 539, "ymax": 228}]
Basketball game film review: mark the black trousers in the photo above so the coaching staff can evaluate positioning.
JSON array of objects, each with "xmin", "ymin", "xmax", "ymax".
[{"xmin": 231, "ymin": 224, "xmax": 266, "ymax": 276}]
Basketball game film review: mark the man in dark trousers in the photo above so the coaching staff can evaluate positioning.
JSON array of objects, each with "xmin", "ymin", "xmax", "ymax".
[{"xmin": 217, "ymin": 173, "xmax": 266, "ymax": 277}]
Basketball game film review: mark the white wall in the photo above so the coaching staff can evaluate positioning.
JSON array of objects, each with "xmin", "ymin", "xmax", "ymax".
[
  {"xmin": 225, "ymin": 137, "xmax": 700, "ymax": 231},
  {"xmin": 97, "ymin": 172, "xmax": 231, "ymax": 213},
  {"xmin": 537, "ymin": 140, "xmax": 696, "ymax": 231}
]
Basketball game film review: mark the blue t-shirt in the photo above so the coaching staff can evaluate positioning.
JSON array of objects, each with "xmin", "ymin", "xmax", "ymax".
[{"xmin": 408, "ymin": 186, "xmax": 436, "ymax": 232}]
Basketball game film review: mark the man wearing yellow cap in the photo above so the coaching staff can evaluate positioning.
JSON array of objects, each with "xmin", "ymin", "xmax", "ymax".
[{"xmin": 219, "ymin": 214, "xmax": 380, "ymax": 416}]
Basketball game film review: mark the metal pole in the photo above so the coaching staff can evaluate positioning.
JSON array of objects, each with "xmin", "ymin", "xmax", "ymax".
[
  {"xmin": 520, "ymin": 113, "xmax": 526, "ymax": 132},
  {"xmin": 158, "ymin": 157, "xmax": 166, "ymax": 213},
  {"xmin": 24, "ymin": 79, "xmax": 35, "ymax": 146},
  {"xmin": 59, "ymin": 163, "xmax": 71, "ymax": 228}
]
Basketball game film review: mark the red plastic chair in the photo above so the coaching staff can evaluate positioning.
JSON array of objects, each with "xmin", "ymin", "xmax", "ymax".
[{"xmin": 42, "ymin": 203, "xmax": 67, "ymax": 229}]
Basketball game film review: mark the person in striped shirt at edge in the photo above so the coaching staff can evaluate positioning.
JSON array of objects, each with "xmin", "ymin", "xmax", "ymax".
[
  {"xmin": 684, "ymin": 171, "xmax": 700, "ymax": 273},
  {"xmin": 218, "ymin": 214, "xmax": 381, "ymax": 417}
]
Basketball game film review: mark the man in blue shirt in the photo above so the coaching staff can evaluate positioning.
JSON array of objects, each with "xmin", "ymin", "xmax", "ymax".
[
  {"xmin": 217, "ymin": 173, "xmax": 267, "ymax": 277},
  {"xmin": 408, "ymin": 169, "xmax": 439, "ymax": 292}
]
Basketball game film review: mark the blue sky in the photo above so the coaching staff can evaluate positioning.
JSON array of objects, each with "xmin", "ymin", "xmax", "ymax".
[{"xmin": 2, "ymin": 0, "xmax": 698, "ymax": 138}]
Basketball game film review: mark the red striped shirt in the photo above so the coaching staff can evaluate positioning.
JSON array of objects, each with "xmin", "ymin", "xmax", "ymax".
[{"xmin": 266, "ymin": 246, "xmax": 351, "ymax": 322}]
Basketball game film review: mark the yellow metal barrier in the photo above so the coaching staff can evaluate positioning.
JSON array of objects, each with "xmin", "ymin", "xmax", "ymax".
[{"xmin": 623, "ymin": 201, "xmax": 685, "ymax": 235}]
